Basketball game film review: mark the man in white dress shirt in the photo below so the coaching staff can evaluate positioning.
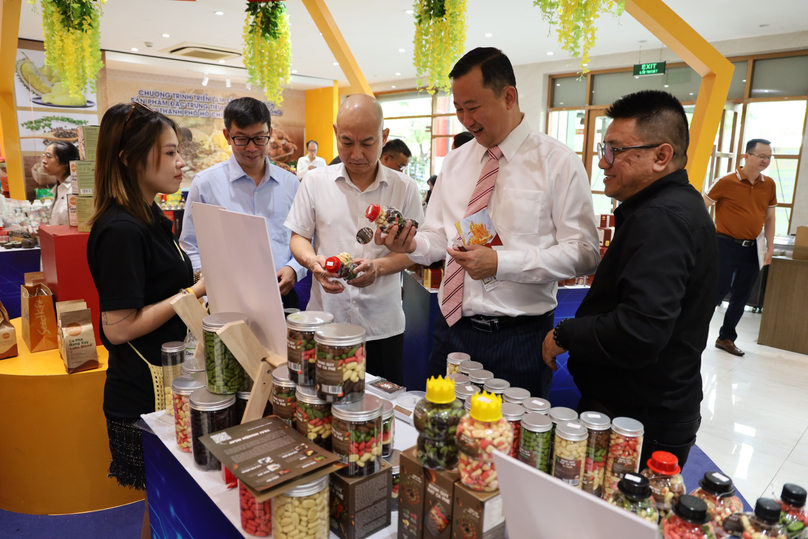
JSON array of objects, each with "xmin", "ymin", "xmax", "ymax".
[
  {"xmin": 296, "ymin": 140, "xmax": 327, "ymax": 181},
  {"xmin": 285, "ymin": 94, "xmax": 424, "ymax": 385},
  {"xmin": 380, "ymin": 48, "xmax": 599, "ymax": 398}
]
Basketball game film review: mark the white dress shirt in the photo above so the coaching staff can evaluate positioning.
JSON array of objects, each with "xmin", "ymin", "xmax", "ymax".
[
  {"xmin": 296, "ymin": 155, "xmax": 327, "ymax": 180},
  {"xmin": 408, "ymin": 117, "xmax": 600, "ymax": 317},
  {"xmin": 285, "ymin": 163, "xmax": 424, "ymax": 340},
  {"xmin": 49, "ymin": 179, "xmax": 72, "ymax": 226}
]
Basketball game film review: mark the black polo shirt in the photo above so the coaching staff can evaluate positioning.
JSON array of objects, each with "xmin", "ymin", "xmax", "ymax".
[
  {"xmin": 87, "ymin": 203, "xmax": 192, "ymax": 419},
  {"xmin": 559, "ymin": 169, "xmax": 718, "ymax": 419}
]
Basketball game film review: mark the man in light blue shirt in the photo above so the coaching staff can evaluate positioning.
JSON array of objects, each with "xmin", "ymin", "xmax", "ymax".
[{"xmin": 180, "ymin": 97, "xmax": 306, "ymax": 308}]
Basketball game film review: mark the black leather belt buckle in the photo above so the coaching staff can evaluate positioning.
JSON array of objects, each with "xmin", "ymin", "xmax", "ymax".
[{"xmin": 470, "ymin": 315, "xmax": 499, "ymax": 332}]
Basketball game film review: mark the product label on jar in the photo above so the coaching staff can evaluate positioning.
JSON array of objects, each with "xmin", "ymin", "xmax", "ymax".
[
  {"xmin": 316, "ymin": 357, "xmax": 343, "ymax": 395},
  {"xmin": 287, "ymin": 337, "xmax": 302, "ymax": 373},
  {"xmin": 553, "ymin": 456, "xmax": 582, "ymax": 486},
  {"xmin": 457, "ymin": 431, "xmax": 481, "ymax": 459},
  {"xmin": 331, "ymin": 423, "xmax": 350, "ymax": 463}
]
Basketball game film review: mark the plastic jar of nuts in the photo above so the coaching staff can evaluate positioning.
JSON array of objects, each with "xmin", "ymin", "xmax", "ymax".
[
  {"xmin": 640, "ymin": 451, "xmax": 686, "ymax": 519},
  {"xmin": 579, "ymin": 411, "xmax": 611, "ymax": 498},
  {"xmin": 662, "ymin": 495, "xmax": 718, "ymax": 539},
  {"xmin": 447, "ymin": 373, "xmax": 470, "ymax": 386},
  {"xmin": 501, "ymin": 403, "xmax": 525, "ymax": 459},
  {"xmin": 552, "ymin": 421, "xmax": 588, "ymax": 488},
  {"xmin": 203, "ymin": 312, "xmax": 250, "ymax": 395},
  {"xmin": 286, "ymin": 311, "xmax": 334, "ymax": 387},
  {"xmin": 414, "ymin": 376, "xmax": 465, "ymax": 470},
  {"xmin": 689, "ymin": 471, "xmax": 744, "ymax": 529},
  {"xmin": 548, "ymin": 407, "xmax": 578, "ymax": 459},
  {"xmin": 519, "ymin": 412, "xmax": 553, "ymax": 473},
  {"xmin": 469, "ymin": 370, "xmax": 493, "ymax": 392},
  {"xmin": 446, "ymin": 352, "xmax": 470, "ymax": 376},
  {"xmin": 332, "ymin": 394, "xmax": 384, "ymax": 476},
  {"xmin": 722, "ymin": 498, "xmax": 788, "ymax": 539},
  {"xmin": 777, "ymin": 484, "xmax": 808, "ymax": 539},
  {"xmin": 483, "ymin": 378, "xmax": 510, "ymax": 398},
  {"xmin": 189, "ymin": 388, "xmax": 236, "ymax": 471},
  {"xmin": 609, "ymin": 473, "xmax": 660, "ymax": 524},
  {"xmin": 161, "ymin": 341, "xmax": 185, "ymax": 415},
  {"xmin": 503, "ymin": 387, "xmax": 530, "ymax": 405},
  {"xmin": 455, "ymin": 383, "xmax": 479, "ymax": 403},
  {"xmin": 365, "ymin": 204, "xmax": 419, "ymax": 235},
  {"xmin": 456, "ymin": 392, "xmax": 513, "ymax": 492},
  {"xmin": 295, "ymin": 386, "xmax": 332, "ymax": 450},
  {"xmin": 603, "ymin": 417, "xmax": 644, "ymax": 500},
  {"xmin": 271, "ymin": 365, "xmax": 297, "ymax": 426},
  {"xmin": 459, "ymin": 361, "xmax": 484, "ymax": 377},
  {"xmin": 272, "ymin": 474, "xmax": 330, "ymax": 539},
  {"xmin": 324, "ymin": 253, "xmax": 360, "ymax": 281},
  {"xmin": 381, "ymin": 398, "xmax": 395, "ymax": 458},
  {"xmin": 172, "ymin": 374, "xmax": 206, "ymax": 452},
  {"xmin": 386, "ymin": 449, "xmax": 400, "ymax": 512},
  {"xmin": 315, "ymin": 323, "xmax": 366, "ymax": 403},
  {"xmin": 239, "ymin": 479, "xmax": 272, "ymax": 537},
  {"xmin": 523, "ymin": 397, "xmax": 551, "ymax": 415}
]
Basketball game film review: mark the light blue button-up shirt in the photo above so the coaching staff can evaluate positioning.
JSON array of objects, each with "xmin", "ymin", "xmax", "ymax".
[{"xmin": 180, "ymin": 154, "xmax": 306, "ymax": 280}]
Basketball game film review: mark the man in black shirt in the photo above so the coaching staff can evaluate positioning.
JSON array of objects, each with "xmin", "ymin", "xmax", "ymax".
[{"xmin": 542, "ymin": 90, "xmax": 718, "ymax": 467}]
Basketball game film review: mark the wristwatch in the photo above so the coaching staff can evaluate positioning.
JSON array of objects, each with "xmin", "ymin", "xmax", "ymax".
[{"xmin": 553, "ymin": 319, "xmax": 570, "ymax": 351}]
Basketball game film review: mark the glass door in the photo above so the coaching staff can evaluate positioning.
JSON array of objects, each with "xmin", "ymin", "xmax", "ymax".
[{"xmin": 584, "ymin": 109, "xmax": 615, "ymax": 215}]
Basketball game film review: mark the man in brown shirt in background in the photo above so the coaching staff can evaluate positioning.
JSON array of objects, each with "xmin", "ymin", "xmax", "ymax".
[{"xmin": 704, "ymin": 138, "xmax": 777, "ymax": 356}]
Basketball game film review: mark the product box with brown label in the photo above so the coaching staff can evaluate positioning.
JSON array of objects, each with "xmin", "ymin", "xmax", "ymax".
[
  {"xmin": 599, "ymin": 214, "xmax": 616, "ymax": 228},
  {"xmin": 0, "ymin": 300, "xmax": 18, "ymax": 360},
  {"xmin": 75, "ymin": 195, "xmax": 94, "ymax": 233},
  {"xmin": 329, "ymin": 461, "xmax": 392, "ymax": 539},
  {"xmin": 69, "ymin": 160, "xmax": 95, "ymax": 197},
  {"xmin": 398, "ymin": 447, "xmax": 459, "ymax": 539},
  {"xmin": 424, "ymin": 467, "xmax": 459, "ymax": 539},
  {"xmin": 77, "ymin": 126, "xmax": 99, "ymax": 161},
  {"xmin": 56, "ymin": 300, "xmax": 99, "ymax": 373},
  {"xmin": 451, "ymin": 482, "xmax": 505, "ymax": 539},
  {"xmin": 597, "ymin": 227, "xmax": 614, "ymax": 248}
]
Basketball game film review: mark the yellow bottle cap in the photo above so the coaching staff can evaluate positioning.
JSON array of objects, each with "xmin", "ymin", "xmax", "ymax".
[
  {"xmin": 470, "ymin": 391, "xmax": 503, "ymax": 422},
  {"xmin": 425, "ymin": 375, "xmax": 456, "ymax": 404}
]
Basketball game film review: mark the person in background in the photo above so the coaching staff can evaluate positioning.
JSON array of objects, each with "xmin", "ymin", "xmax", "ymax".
[
  {"xmin": 296, "ymin": 140, "xmax": 327, "ymax": 181},
  {"xmin": 381, "ymin": 138, "xmax": 412, "ymax": 172},
  {"xmin": 40, "ymin": 141, "xmax": 79, "ymax": 225},
  {"xmin": 180, "ymin": 97, "xmax": 305, "ymax": 309},
  {"xmin": 329, "ymin": 155, "xmax": 342, "ymax": 165},
  {"xmin": 380, "ymin": 47, "xmax": 599, "ymax": 399},
  {"xmin": 452, "ymin": 131, "xmax": 474, "ymax": 150},
  {"xmin": 286, "ymin": 94, "xmax": 424, "ymax": 386},
  {"xmin": 423, "ymin": 175, "xmax": 437, "ymax": 207},
  {"xmin": 542, "ymin": 90, "xmax": 718, "ymax": 468},
  {"xmin": 704, "ymin": 138, "xmax": 776, "ymax": 356},
  {"xmin": 86, "ymin": 102, "xmax": 206, "ymax": 539}
]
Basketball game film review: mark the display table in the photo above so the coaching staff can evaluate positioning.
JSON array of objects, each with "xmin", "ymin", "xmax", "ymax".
[
  {"xmin": 758, "ymin": 256, "xmax": 808, "ymax": 354},
  {"xmin": 0, "ymin": 318, "xmax": 143, "ymax": 514}
]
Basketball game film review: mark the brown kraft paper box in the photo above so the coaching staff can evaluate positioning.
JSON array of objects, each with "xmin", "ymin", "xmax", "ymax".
[
  {"xmin": 399, "ymin": 448, "xmax": 426, "ymax": 539},
  {"xmin": 56, "ymin": 300, "xmax": 99, "ymax": 373},
  {"xmin": 21, "ymin": 272, "xmax": 58, "ymax": 352},
  {"xmin": 329, "ymin": 461, "xmax": 392, "ymax": 539},
  {"xmin": 451, "ymin": 482, "xmax": 506, "ymax": 539},
  {"xmin": 0, "ymin": 300, "xmax": 18, "ymax": 359}
]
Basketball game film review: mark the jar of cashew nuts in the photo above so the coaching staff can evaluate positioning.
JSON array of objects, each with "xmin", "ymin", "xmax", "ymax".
[
  {"xmin": 315, "ymin": 324, "xmax": 366, "ymax": 403},
  {"xmin": 295, "ymin": 386, "xmax": 332, "ymax": 450},
  {"xmin": 552, "ymin": 421, "xmax": 589, "ymax": 488},
  {"xmin": 332, "ymin": 395, "xmax": 384, "ymax": 477},
  {"xmin": 548, "ymin": 407, "xmax": 578, "ymax": 461},
  {"xmin": 579, "ymin": 411, "xmax": 611, "ymax": 498},
  {"xmin": 603, "ymin": 417, "xmax": 644, "ymax": 501},
  {"xmin": 172, "ymin": 374, "xmax": 206, "ymax": 453},
  {"xmin": 271, "ymin": 365, "xmax": 297, "ymax": 426},
  {"xmin": 456, "ymin": 392, "xmax": 513, "ymax": 492},
  {"xmin": 286, "ymin": 311, "xmax": 334, "ymax": 387},
  {"xmin": 446, "ymin": 352, "xmax": 470, "ymax": 376},
  {"xmin": 272, "ymin": 474, "xmax": 330, "ymax": 539}
]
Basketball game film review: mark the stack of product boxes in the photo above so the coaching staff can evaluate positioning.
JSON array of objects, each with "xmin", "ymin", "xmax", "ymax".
[
  {"xmin": 70, "ymin": 126, "xmax": 99, "ymax": 232},
  {"xmin": 557, "ymin": 213, "xmax": 614, "ymax": 289}
]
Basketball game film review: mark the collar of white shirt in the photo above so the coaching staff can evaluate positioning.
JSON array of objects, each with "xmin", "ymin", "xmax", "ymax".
[
  {"xmin": 474, "ymin": 115, "xmax": 531, "ymax": 165},
  {"xmin": 226, "ymin": 154, "xmax": 277, "ymax": 186},
  {"xmin": 334, "ymin": 162, "xmax": 390, "ymax": 192}
]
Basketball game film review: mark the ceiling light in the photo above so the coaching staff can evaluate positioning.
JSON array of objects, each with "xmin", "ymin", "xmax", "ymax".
[
  {"xmin": 333, "ymin": 62, "xmax": 339, "ymax": 66},
  {"xmin": 582, "ymin": 63, "xmax": 588, "ymax": 67},
  {"xmin": 664, "ymin": 84, "xmax": 669, "ymax": 88},
  {"xmin": 547, "ymin": 52, "xmax": 554, "ymax": 56},
  {"xmin": 292, "ymin": 70, "xmax": 298, "ymax": 74},
  {"xmin": 689, "ymin": 92, "xmax": 694, "ymax": 95},
  {"xmin": 201, "ymin": 73, "xmax": 209, "ymax": 86},
  {"xmin": 484, "ymin": 33, "xmax": 493, "ymax": 38},
  {"xmin": 559, "ymin": 102, "xmax": 564, "ymax": 105},
  {"xmin": 395, "ymin": 72, "xmax": 401, "ymax": 76},
  {"xmin": 399, "ymin": 48, "xmax": 406, "ymax": 53},
  {"xmin": 131, "ymin": 47, "xmax": 138, "ymax": 52},
  {"xmin": 556, "ymin": 83, "xmax": 561, "ymax": 87},
  {"xmin": 162, "ymin": 33, "xmax": 170, "ymax": 38},
  {"xmin": 404, "ymin": 9, "xmax": 414, "ymax": 14},
  {"xmin": 219, "ymin": 59, "xmax": 226, "ymax": 64},
  {"xmin": 226, "ymin": 77, "xmax": 231, "ymax": 88},
  {"xmin": 742, "ymin": 79, "xmax": 746, "ymax": 82},
  {"xmin": 392, "ymin": 85, "xmax": 396, "ymax": 88},
  {"xmin": 214, "ymin": 11, "xmax": 224, "ymax": 16},
  {"xmin": 246, "ymin": 81, "xmax": 252, "ymax": 90}
]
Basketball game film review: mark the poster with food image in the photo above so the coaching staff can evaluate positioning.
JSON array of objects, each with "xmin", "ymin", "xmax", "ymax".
[{"xmin": 15, "ymin": 49, "xmax": 97, "ymax": 110}]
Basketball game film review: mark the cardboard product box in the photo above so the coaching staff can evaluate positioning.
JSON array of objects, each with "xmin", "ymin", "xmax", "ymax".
[
  {"xmin": 0, "ymin": 300, "xmax": 17, "ymax": 360},
  {"xmin": 399, "ymin": 448, "xmax": 427, "ymax": 539},
  {"xmin": 56, "ymin": 300, "xmax": 98, "ymax": 373},
  {"xmin": 69, "ymin": 160, "xmax": 95, "ymax": 197},
  {"xmin": 68, "ymin": 194, "xmax": 78, "ymax": 227},
  {"xmin": 794, "ymin": 226, "xmax": 808, "ymax": 260},
  {"xmin": 424, "ymin": 466, "xmax": 459, "ymax": 539},
  {"xmin": 599, "ymin": 214, "xmax": 616, "ymax": 228},
  {"xmin": 329, "ymin": 461, "xmax": 392, "ymax": 539},
  {"xmin": 451, "ymin": 482, "xmax": 506, "ymax": 539},
  {"xmin": 77, "ymin": 126, "xmax": 99, "ymax": 161},
  {"xmin": 75, "ymin": 196, "xmax": 94, "ymax": 233},
  {"xmin": 597, "ymin": 227, "xmax": 614, "ymax": 248},
  {"xmin": 423, "ymin": 268, "xmax": 443, "ymax": 290},
  {"xmin": 599, "ymin": 246, "xmax": 608, "ymax": 258}
]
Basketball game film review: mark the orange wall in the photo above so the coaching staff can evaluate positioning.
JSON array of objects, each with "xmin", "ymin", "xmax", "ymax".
[{"xmin": 304, "ymin": 82, "xmax": 339, "ymax": 164}]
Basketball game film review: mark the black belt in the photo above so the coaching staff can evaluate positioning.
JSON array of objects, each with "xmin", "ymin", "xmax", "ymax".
[
  {"xmin": 465, "ymin": 310, "xmax": 554, "ymax": 333},
  {"xmin": 717, "ymin": 233, "xmax": 756, "ymax": 247}
]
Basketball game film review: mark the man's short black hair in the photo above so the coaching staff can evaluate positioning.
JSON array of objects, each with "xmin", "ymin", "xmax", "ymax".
[
  {"xmin": 453, "ymin": 131, "xmax": 474, "ymax": 149},
  {"xmin": 382, "ymin": 139, "xmax": 411, "ymax": 158},
  {"xmin": 224, "ymin": 97, "xmax": 271, "ymax": 131},
  {"xmin": 605, "ymin": 90, "xmax": 689, "ymax": 168},
  {"xmin": 746, "ymin": 138, "xmax": 771, "ymax": 153},
  {"xmin": 449, "ymin": 47, "xmax": 516, "ymax": 96},
  {"xmin": 306, "ymin": 140, "xmax": 318, "ymax": 148}
]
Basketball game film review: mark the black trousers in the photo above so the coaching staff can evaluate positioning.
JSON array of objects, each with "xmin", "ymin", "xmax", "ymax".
[
  {"xmin": 281, "ymin": 287, "xmax": 299, "ymax": 310},
  {"xmin": 426, "ymin": 311, "xmax": 555, "ymax": 399},
  {"xmin": 715, "ymin": 236, "xmax": 759, "ymax": 342},
  {"xmin": 366, "ymin": 333, "xmax": 405, "ymax": 386}
]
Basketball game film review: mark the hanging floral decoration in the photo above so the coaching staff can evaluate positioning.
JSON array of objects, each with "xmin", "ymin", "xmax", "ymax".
[
  {"xmin": 30, "ymin": 0, "xmax": 106, "ymax": 98},
  {"xmin": 413, "ymin": 0, "xmax": 468, "ymax": 94},
  {"xmin": 534, "ymin": 0, "xmax": 625, "ymax": 73},
  {"xmin": 243, "ymin": 0, "xmax": 292, "ymax": 105}
]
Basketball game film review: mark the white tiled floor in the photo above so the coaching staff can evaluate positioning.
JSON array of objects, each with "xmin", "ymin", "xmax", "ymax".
[{"xmin": 700, "ymin": 306, "xmax": 808, "ymax": 502}]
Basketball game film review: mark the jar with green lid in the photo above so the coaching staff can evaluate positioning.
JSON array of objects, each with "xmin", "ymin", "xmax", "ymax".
[
  {"xmin": 172, "ymin": 374, "xmax": 205, "ymax": 453},
  {"xmin": 161, "ymin": 341, "xmax": 185, "ymax": 415},
  {"xmin": 270, "ymin": 365, "xmax": 297, "ymax": 426},
  {"xmin": 604, "ymin": 417, "xmax": 645, "ymax": 500},
  {"xmin": 501, "ymin": 403, "xmax": 524, "ymax": 459},
  {"xmin": 414, "ymin": 376, "xmax": 465, "ymax": 470},
  {"xmin": 469, "ymin": 369, "xmax": 493, "ymax": 392},
  {"xmin": 503, "ymin": 387, "xmax": 530, "ymax": 405},
  {"xmin": 295, "ymin": 386, "xmax": 332, "ymax": 450},
  {"xmin": 524, "ymin": 397, "xmax": 551, "ymax": 415},
  {"xmin": 519, "ymin": 412, "xmax": 553, "ymax": 473},
  {"xmin": 203, "ymin": 312, "xmax": 250, "ymax": 395},
  {"xmin": 332, "ymin": 395, "xmax": 383, "ymax": 476},
  {"xmin": 446, "ymin": 352, "xmax": 470, "ymax": 376},
  {"xmin": 315, "ymin": 323, "xmax": 366, "ymax": 403},
  {"xmin": 456, "ymin": 392, "xmax": 512, "ymax": 492},
  {"xmin": 580, "ymin": 411, "xmax": 611, "ymax": 497},
  {"xmin": 189, "ymin": 388, "xmax": 235, "ymax": 471},
  {"xmin": 458, "ymin": 360, "xmax": 483, "ymax": 376},
  {"xmin": 272, "ymin": 475, "xmax": 329, "ymax": 539},
  {"xmin": 609, "ymin": 473, "xmax": 660, "ymax": 524},
  {"xmin": 381, "ymin": 398, "xmax": 395, "ymax": 458},
  {"xmin": 483, "ymin": 378, "xmax": 510, "ymax": 397},
  {"xmin": 455, "ymin": 382, "xmax": 479, "ymax": 402},
  {"xmin": 552, "ymin": 421, "xmax": 588, "ymax": 488},
  {"xmin": 286, "ymin": 311, "xmax": 334, "ymax": 386}
]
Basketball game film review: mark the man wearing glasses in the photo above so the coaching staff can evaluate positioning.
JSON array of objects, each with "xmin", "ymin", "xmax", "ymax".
[
  {"xmin": 380, "ymin": 139, "xmax": 412, "ymax": 172},
  {"xmin": 704, "ymin": 139, "xmax": 777, "ymax": 356},
  {"xmin": 180, "ymin": 97, "xmax": 306, "ymax": 308},
  {"xmin": 542, "ymin": 90, "xmax": 718, "ymax": 468}
]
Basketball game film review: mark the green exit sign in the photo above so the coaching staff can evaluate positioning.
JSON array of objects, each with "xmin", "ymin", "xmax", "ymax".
[{"xmin": 633, "ymin": 61, "xmax": 667, "ymax": 76}]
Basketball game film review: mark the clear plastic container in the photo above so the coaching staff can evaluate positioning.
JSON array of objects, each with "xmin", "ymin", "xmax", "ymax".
[
  {"xmin": 239, "ymin": 479, "xmax": 272, "ymax": 537},
  {"xmin": 381, "ymin": 399, "xmax": 395, "ymax": 458},
  {"xmin": 519, "ymin": 412, "xmax": 553, "ymax": 473},
  {"xmin": 446, "ymin": 352, "xmax": 470, "ymax": 376},
  {"xmin": 552, "ymin": 421, "xmax": 588, "ymax": 488},
  {"xmin": 332, "ymin": 394, "xmax": 384, "ymax": 476},
  {"xmin": 503, "ymin": 387, "xmax": 530, "ymax": 405},
  {"xmin": 272, "ymin": 475, "xmax": 329, "ymax": 539},
  {"xmin": 234, "ymin": 390, "xmax": 273, "ymax": 424},
  {"xmin": 778, "ymin": 484, "xmax": 808, "ymax": 538},
  {"xmin": 365, "ymin": 204, "xmax": 419, "ymax": 234},
  {"xmin": 457, "ymin": 392, "xmax": 513, "ymax": 492},
  {"xmin": 455, "ymin": 382, "xmax": 480, "ymax": 402},
  {"xmin": 286, "ymin": 311, "xmax": 334, "ymax": 387},
  {"xmin": 483, "ymin": 378, "xmax": 510, "ymax": 398},
  {"xmin": 469, "ymin": 369, "xmax": 493, "ymax": 392},
  {"xmin": 579, "ymin": 411, "xmax": 611, "ymax": 498},
  {"xmin": 458, "ymin": 361, "xmax": 484, "ymax": 377},
  {"xmin": 161, "ymin": 341, "xmax": 185, "ymax": 415},
  {"xmin": 189, "ymin": 388, "xmax": 235, "ymax": 471},
  {"xmin": 722, "ymin": 499, "xmax": 789, "ymax": 539},
  {"xmin": 270, "ymin": 365, "xmax": 297, "ymax": 426},
  {"xmin": 603, "ymin": 417, "xmax": 644, "ymax": 500},
  {"xmin": 414, "ymin": 377, "xmax": 465, "ymax": 470},
  {"xmin": 324, "ymin": 253, "xmax": 360, "ymax": 280},
  {"xmin": 548, "ymin": 407, "xmax": 578, "ymax": 460},
  {"xmin": 609, "ymin": 473, "xmax": 660, "ymax": 524},
  {"xmin": 447, "ymin": 373, "xmax": 470, "ymax": 386},
  {"xmin": 315, "ymin": 323, "xmax": 366, "ymax": 403},
  {"xmin": 523, "ymin": 397, "xmax": 551, "ymax": 415},
  {"xmin": 501, "ymin": 403, "xmax": 525, "ymax": 459},
  {"xmin": 203, "ymin": 312, "xmax": 250, "ymax": 395},
  {"xmin": 387, "ymin": 449, "xmax": 400, "ymax": 512},
  {"xmin": 690, "ymin": 471, "xmax": 745, "ymax": 528},
  {"xmin": 172, "ymin": 375, "xmax": 206, "ymax": 453},
  {"xmin": 640, "ymin": 451, "xmax": 686, "ymax": 519},
  {"xmin": 295, "ymin": 386, "xmax": 332, "ymax": 450},
  {"xmin": 182, "ymin": 357, "xmax": 206, "ymax": 378},
  {"xmin": 662, "ymin": 495, "xmax": 718, "ymax": 539}
]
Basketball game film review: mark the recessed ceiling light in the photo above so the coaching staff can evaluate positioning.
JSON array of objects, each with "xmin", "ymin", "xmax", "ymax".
[
  {"xmin": 201, "ymin": 73, "xmax": 209, "ymax": 86},
  {"xmin": 392, "ymin": 85, "xmax": 396, "ymax": 88},
  {"xmin": 664, "ymin": 84, "xmax": 669, "ymax": 87},
  {"xmin": 131, "ymin": 47, "xmax": 138, "ymax": 52},
  {"xmin": 742, "ymin": 79, "xmax": 746, "ymax": 82},
  {"xmin": 333, "ymin": 62, "xmax": 339, "ymax": 66},
  {"xmin": 689, "ymin": 92, "xmax": 694, "ymax": 95},
  {"xmin": 395, "ymin": 72, "xmax": 401, "ymax": 76},
  {"xmin": 162, "ymin": 33, "xmax": 170, "ymax": 38},
  {"xmin": 556, "ymin": 83, "xmax": 561, "ymax": 87},
  {"xmin": 292, "ymin": 70, "xmax": 298, "ymax": 74},
  {"xmin": 404, "ymin": 9, "xmax": 414, "ymax": 14},
  {"xmin": 582, "ymin": 63, "xmax": 588, "ymax": 67},
  {"xmin": 547, "ymin": 51, "xmax": 554, "ymax": 56},
  {"xmin": 226, "ymin": 77, "xmax": 231, "ymax": 88},
  {"xmin": 219, "ymin": 59, "xmax": 226, "ymax": 64},
  {"xmin": 399, "ymin": 48, "xmax": 406, "ymax": 53},
  {"xmin": 559, "ymin": 102, "xmax": 564, "ymax": 105},
  {"xmin": 214, "ymin": 11, "xmax": 224, "ymax": 16},
  {"xmin": 484, "ymin": 33, "xmax": 493, "ymax": 38}
]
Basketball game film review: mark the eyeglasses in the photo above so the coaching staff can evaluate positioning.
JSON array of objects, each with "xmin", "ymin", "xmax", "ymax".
[
  {"xmin": 228, "ymin": 132, "xmax": 270, "ymax": 146},
  {"xmin": 748, "ymin": 152, "xmax": 773, "ymax": 161},
  {"xmin": 597, "ymin": 141, "xmax": 674, "ymax": 165},
  {"xmin": 124, "ymin": 101, "xmax": 155, "ymax": 124},
  {"xmin": 42, "ymin": 152, "xmax": 54, "ymax": 159}
]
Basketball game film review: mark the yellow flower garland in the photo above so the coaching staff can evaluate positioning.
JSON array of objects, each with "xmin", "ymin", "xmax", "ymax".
[
  {"xmin": 243, "ymin": 2, "xmax": 292, "ymax": 105},
  {"xmin": 413, "ymin": 0, "xmax": 468, "ymax": 94}
]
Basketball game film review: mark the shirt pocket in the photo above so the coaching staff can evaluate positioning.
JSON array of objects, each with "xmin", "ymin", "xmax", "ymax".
[{"xmin": 495, "ymin": 188, "xmax": 544, "ymax": 235}]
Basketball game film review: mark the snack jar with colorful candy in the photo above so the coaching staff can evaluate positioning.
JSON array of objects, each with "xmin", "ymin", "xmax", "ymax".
[
  {"xmin": 777, "ymin": 483, "xmax": 808, "ymax": 538},
  {"xmin": 324, "ymin": 253, "xmax": 360, "ymax": 281},
  {"xmin": 381, "ymin": 398, "xmax": 395, "ymax": 458},
  {"xmin": 690, "ymin": 471, "xmax": 745, "ymax": 529},
  {"xmin": 414, "ymin": 376, "xmax": 465, "ymax": 470},
  {"xmin": 295, "ymin": 386, "xmax": 333, "ymax": 450},
  {"xmin": 270, "ymin": 365, "xmax": 297, "ymax": 427},
  {"xmin": 503, "ymin": 387, "xmax": 531, "ymax": 406},
  {"xmin": 286, "ymin": 311, "xmax": 334, "ymax": 386},
  {"xmin": 456, "ymin": 391, "xmax": 513, "ymax": 492},
  {"xmin": 484, "ymin": 378, "xmax": 511, "ymax": 399},
  {"xmin": 579, "ymin": 411, "xmax": 611, "ymax": 498},
  {"xmin": 548, "ymin": 407, "xmax": 579, "ymax": 464},
  {"xmin": 720, "ymin": 498, "xmax": 788, "ymax": 539},
  {"xmin": 641, "ymin": 451, "xmax": 686, "ymax": 519},
  {"xmin": 518, "ymin": 412, "xmax": 553, "ymax": 474},
  {"xmin": 501, "ymin": 403, "xmax": 525, "ymax": 459},
  {"xmin": 364, "ymin": 204, "xmax": 419, "ymax": 235},
  {"xmin": 608, "ymin": 473, "xmax": 660, "ymax": 524},
  {"xmin": 172, "ymin": 374, "xmax": 206, "ymax": 453},
  {"xmin": 662, "ymin": 495, "xmax": 719, "ymax": 539},
  {"xmin": 552, "ymin": 421, "xmax": 589, "ymax": 489},
  {"xmin": 239, "ymin": 480, "xmax": 272, "ymax": 537},
  {"xmin": 603, "ymin": 417, "xmax": 644, "ymax": 500},
  {"xmin": 315, "ymin": 324, "xmax": 366, "ymax": 404},
  {"xmin": 331, "ymin": 395, "xmax": 383, "ymax": 476}
]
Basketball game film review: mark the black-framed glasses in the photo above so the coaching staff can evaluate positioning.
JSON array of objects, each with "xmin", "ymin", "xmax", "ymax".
[
  {"xmin": 124, "ymin": 101, "xmax": 155, "ymax": 124},
  {"xmin": 228, "ymin": 132, "xmax": 270, "ymax": 146},
  {"xmin": 597, "ymin": 141, "xmax": 673, "ymax": 165},
  {"xmin": 748, "ymin": 152, "xmax": 773, "ymax": 161}
]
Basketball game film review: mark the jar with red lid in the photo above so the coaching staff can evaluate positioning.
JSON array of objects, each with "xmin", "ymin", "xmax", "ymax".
[
  {"xmin": 364, "ymin": 204, "xmax": 419, "ymax": 235},
  {"xmin": 501, "ymin": 403, "xmax": 524, "ymax": 459},
  {"xmin": 239, "ymin": 480, "xmax": 272, "ymax": 537},
  {"xmin": 777, "ymin": 483, "xmax": 808, "ymax": 538},
  {"xmin": 662, "ymin": 495, "xmax": 719, "ymax": 539},
  {"xmin": 603, "ymin": 417, "xmax": 644, "ymax": 500},
  {"xmin": 324, "ymin": 253, "xmax": 360, "ymax": 281},
  {"xmin": 689, "ymin": 471, "xmax": 744, "ymax": 528},
  {"xmin": 640, "ymin": 451, "xmax": 686, "ymax": 518},
  {"xmin": 579, "ymin": 411, "xmax": 610, "ymax": 497}
]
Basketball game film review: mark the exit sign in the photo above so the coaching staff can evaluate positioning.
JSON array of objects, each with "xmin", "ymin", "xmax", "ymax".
[{"xmin": 633, "ymin": 61, "xmax": 666, "ymax": 76}]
